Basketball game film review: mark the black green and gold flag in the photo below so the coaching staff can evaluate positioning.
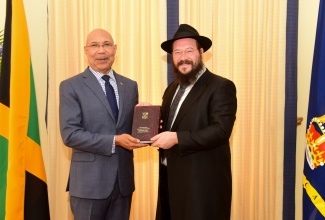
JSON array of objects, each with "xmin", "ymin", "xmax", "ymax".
[{"xmin": 0, "ymin": 0, "xmax": 50, "ymax": 219}]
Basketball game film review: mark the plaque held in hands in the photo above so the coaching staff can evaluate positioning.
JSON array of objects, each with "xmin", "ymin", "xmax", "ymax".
[{"xmin": 131, "ymin": 105, "xmax": 161, "ymax": 143}]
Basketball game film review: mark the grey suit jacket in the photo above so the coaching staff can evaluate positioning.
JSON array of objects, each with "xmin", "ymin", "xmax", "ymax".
[{"xmin": 59, "ymin": 67, "xmax": 138, "ymax": 199}]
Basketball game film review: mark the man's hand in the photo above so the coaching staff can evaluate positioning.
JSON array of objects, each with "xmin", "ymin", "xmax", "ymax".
[
  {"xmin": 150, "ymin": 131, "xmax": 178, "ymax": 149},
  {"xmin": 115, "ymin": 134, "xmax": 148, "ymax": 150}
]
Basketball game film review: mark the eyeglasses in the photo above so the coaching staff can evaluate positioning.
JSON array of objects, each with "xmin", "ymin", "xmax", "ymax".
[
  {"xmin": 172, "ymin": 48, "xmax": 197, "ymax": 57},
  {"xmin": 85, "ymin": 43, "xmax": 114, "ymax": 50}
]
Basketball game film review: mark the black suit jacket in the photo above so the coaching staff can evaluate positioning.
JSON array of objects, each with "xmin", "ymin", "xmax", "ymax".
[{"xmin": 157, "ymin": 69, "xmax": 237, "ymax": 220}]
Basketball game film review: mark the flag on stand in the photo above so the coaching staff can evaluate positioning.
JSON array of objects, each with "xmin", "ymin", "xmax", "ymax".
[
  {"xmin": 303, "ymin": 0, "xmax": 325, "ymax": 219},
  {"xmin": 0, "ymin": 0, "xmax": 50, "ymax": 219}
]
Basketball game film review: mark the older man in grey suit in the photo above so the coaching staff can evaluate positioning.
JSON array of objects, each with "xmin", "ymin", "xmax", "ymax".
[{"xmin": 59, "ymin": 28, "xmax": 147, "ymax": 220}]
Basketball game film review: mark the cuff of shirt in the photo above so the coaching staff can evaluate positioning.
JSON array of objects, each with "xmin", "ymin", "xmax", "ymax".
[{"xmin": 112, "ymin": 135, "xmax": 116, "ymax": 154}]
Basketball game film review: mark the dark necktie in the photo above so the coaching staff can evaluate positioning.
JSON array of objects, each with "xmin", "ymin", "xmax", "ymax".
[
  {"xmin": 102, "ymin": 75, "xmax": 118, "ymax": 121},
  {"xmin": 166, "ymin": 84, "xmax": 187, "ymax": 130}
]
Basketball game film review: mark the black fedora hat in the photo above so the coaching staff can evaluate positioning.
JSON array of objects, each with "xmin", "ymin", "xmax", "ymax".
[{"xmin": 161, "ymin": 24, "xmax": 212, "ymax": 54}]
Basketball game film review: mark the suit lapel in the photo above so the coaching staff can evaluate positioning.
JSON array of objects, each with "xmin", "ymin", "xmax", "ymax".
[
  {"xmin": 82, "ymin": 69, "xmax": 116, "ymax": 121},
  {"xmin": 114, "ymin": 71, "xmax": 126, "ymax": 125},
  {"xmin": 162, "ymin": 82, "xmax": 179, "ymax": 128}
]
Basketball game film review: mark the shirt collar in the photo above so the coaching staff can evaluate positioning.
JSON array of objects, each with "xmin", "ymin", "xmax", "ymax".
[
  {"xmin": 88, "ymin": 66, "xmax": 116, "ymax": 82},
  {"xmin": 197, "ymin": 65, "xmax": 206, "ymax": 80},
  {"xmin": 186, "ymin": 65, "xmax": 206, "ymax": 86}
]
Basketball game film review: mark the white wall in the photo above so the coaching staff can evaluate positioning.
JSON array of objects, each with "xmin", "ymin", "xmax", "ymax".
[{"xmin": 0, "ymin": 1, "xmax": 5, "ymax": 28}]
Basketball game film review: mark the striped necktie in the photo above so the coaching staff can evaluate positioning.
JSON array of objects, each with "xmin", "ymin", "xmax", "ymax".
[
  {"xmin": 102, "ymin": 75, "xmax": 118, "ymax": 121},
  {"xmin": 166, "ymin": 84, "xmax": 187, "ymax": 130}
]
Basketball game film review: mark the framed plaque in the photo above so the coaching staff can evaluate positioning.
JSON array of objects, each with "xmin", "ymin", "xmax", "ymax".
[{"xmin": 131, "ymin": 105, "xmax": 161, "ymax": 143}]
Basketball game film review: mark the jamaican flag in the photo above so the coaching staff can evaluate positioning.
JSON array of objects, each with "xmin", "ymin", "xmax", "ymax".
[{"xmin": 0, "ymin": 0, "xmax": 50, "ymax": 219}]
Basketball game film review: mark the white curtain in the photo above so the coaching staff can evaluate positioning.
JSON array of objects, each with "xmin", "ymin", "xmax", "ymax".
[
  {"xmin": 179, "ymin": 0, "xmax": 286, "ymax": 219},
  {"xmin": 45, "ymin": 0, "xmax": 287, "ymax": 219},
  {"xmin": 47, "ymin": 1, "xmax": 166, "ymax": 219}
]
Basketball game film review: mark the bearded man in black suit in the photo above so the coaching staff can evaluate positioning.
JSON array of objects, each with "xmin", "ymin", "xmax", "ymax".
[{"xmin": 151, "ymin": 24, "xmax": 237, "ymax": 220}]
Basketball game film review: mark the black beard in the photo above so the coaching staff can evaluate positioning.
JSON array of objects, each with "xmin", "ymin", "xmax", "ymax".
[{"xmin": 172, "ymin": 57, "xmax": 204, "ymax": 86}]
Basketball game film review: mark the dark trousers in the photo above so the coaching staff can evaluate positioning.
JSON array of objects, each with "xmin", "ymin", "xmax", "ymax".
[
  {"xmin": 156, "ymin": 165, "xmax": 171, "ymax": 220},
  {"xmin": 70, "ymin": 180, "xmax": 132, "ymax": 220}
]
